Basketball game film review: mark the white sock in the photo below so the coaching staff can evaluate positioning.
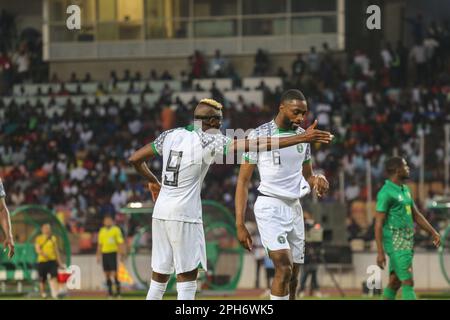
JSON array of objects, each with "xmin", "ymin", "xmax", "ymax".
[
  {"xmin": 146, "ymin": 280, "xmax": 168, "ymax": 300},
  {"xmin": 270, "ymin": 294, "xmax": 289, "ymax": 300},
  {"xmin": 176, "ymin": 281, "xmax": 197, "ymax": 300}
]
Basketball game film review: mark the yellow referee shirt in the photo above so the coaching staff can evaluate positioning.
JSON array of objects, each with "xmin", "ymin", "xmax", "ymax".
[
  {"xmin": 35, "ymin": 235, "xmax": 58, "ymax": 263},
  {"xmin": 98, "ymin": 226, "xmax": 124, "ymax": 254}
]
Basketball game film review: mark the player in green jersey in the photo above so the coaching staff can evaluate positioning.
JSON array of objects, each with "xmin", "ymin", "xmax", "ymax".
[{"xmin": 374, "ymin": 157, "xmax": 441, "ymax": 300}]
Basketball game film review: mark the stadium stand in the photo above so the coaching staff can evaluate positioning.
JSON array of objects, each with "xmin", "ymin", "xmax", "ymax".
[{"xmin": 0, "ymin": 8, "xmax": 449, "ymax": 254}]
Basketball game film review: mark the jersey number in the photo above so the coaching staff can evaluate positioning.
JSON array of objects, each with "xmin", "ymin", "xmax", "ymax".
[
  {"xmin": 164, "ymin": 150, "xmax": 183, "ymax": 187},
  {"xmin": 272, "ymin": 151, "xmax": 281, "ymax": 165}
]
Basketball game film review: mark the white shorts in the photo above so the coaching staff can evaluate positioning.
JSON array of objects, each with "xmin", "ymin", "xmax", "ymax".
[
  {"xmin": 254, "ymin": 196, "xmax": 305, "ymax": 264},
  {"xmin": 151, "ymin": 218, "xmax": 207, "ymax": 275}
]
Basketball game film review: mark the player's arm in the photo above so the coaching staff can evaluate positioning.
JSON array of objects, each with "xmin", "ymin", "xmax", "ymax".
[
  {"xmin": 302, "ymin": 159, "xmax": 329, "ymax": 198},
  {"xmin": 0, "ymin": 197, "xmax": 14, "ymax": 258},
  {"xmin": 235, "ymin": 161, "xmax": 256, "ymax": 251},
  {"xmin": 116, "ymin": 228, "xmax": 126, "ymax": 261},
  {"xmin": 374, "ymin": 212, "xmax": 387, "ymax": 269},
  {"xmin": 96, "ymin": 233, "xmax": 102, "ymax": 264},
  {"xmin": 128, "ymin": 143, "xmax": 161, "ymax": 201},
  {"xmin": 228, "ymin": 120, "xmax": 332, "ymax": 154},
  {"xmin": 412, "ymin": 204, "xmax": 441, "ymax": 247}
]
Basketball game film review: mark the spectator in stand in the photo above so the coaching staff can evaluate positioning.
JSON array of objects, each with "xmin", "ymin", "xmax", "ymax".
[
  {"xmin": 83, "ymin": 72, "xmax": 92, "ymax": 83},
  {"xmin": 110, "ymin": 70, "xmax": 118, "ymax": 84},
  {"xmin": 122, "ymin": 69, "xmax": 131, "ymax": 82},
  {"xmin": 306, "ymin": 46, "xmax": 320, "ymax": 76},
  {"xmin": 190, "ymin": 50, "xmax": 206, "ymax": 79},
  {"xmin": 209, "ymin": 49, "xmax": 228, "ymax": 78},
  {"xmin": 410, "ymin": 40, "xmax": 427, "ymax": 84},
  {"xmin": 292, "ymin": 53, "xmax": 306, "ymax": 85},
  {"xmin": 160, "ymin": 70, "xmax": 173, "ymax": 80},
  {"xmin": 12, "ymin": 42, "xmax": 30, "ymax": 83},
  {"xmin": 253, "ymin": 49, "xmax": 269, "ymax": 76},
  {"xmin": 149, "ymin": 69, "xmax": 158, "ymax": 80},
  {"xmin": 0, "ymin": 50, "xmax": 12, "ymax": 95},
  {"xmin": 50, "ymin": 73, "xmax": 60, "ymax": 83},
  {"xmin": 69, "ymin": 72, "xmax": 79, "ymax": 83},
  {"xmin": 134, "ymin": 71, "xmax": 142, "ymax": 81}
]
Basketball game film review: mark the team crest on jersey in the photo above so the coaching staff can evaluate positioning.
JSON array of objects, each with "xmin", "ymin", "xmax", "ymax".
[
  {"xmin": 277, "ymin": 235, "xmax": 286, "ymax": 244},
  {"xmin": 297, "ymin": 144, "xmax": 304, "ymax": 153}
]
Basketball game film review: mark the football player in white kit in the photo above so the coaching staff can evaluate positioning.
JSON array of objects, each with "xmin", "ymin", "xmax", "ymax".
[
  {"xmin": 235, "ymin": 89, "xmax": 330, "ymax": 300},
  {"xmin": 129, "ymin": 98, "xmax": 332, "ymax": 300},
  {"xmin": 0, "ymin": 178, "xmax": 15, "ymax": 259}
]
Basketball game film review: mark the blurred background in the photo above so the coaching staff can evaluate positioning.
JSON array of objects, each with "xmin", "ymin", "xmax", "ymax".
[{"xmin": 0, "ymin": 0, "xmax": 449, "ymax": 298}]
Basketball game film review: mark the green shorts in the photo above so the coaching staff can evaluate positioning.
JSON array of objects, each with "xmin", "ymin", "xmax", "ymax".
[{"xmin": 388, "ymin": 250, "xmax": 413, "ymax": 281}]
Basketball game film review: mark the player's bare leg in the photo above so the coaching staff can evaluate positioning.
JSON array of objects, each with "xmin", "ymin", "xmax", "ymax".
[
  {"xmin": 289, "ymin": 263, "xmax": 301, "ymax": 300},
  {"xmin": 39, "ymin": 279, "xmax": 47, "ymax": 298},
  {"xmin": 269, "ymin": 249, "xmax": 293, "ymax": 299},
  {"xmin": 146, "ymin": 271, "xmax": 171, "ymax": 300},
  {"xmin": 110, "ymin": 271, "xmax": 120, "ymax": 297},
  {"xmin": 49, "ymin": 277, "xmax": 59, "ymax": 299},
  {"xmin": 176, "ymin": 268, "xmax": 198, "ymax": 300}
]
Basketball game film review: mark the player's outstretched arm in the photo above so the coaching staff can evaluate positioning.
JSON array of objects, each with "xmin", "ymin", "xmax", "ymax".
[
  {"xmin": 0, "ymin": 197, "xmax": 14, "ymax": 259},
  {"xmin": 229, "ymin": 120, "xmax": 333, "ymax": 154},
  {"xmin": 128, "ymin": 144, "xmax": 161, "ymax": 201},
  {"xmin": 235, "ymin": 161, "xmax": 256, "ymax": 251},
  {"xmin": 374, "ymin": 212, "xmax": 386, "ymax": 269},
  {"xmin": 412, "ymin": 204, "xmax": 441, "ymax": 247}
]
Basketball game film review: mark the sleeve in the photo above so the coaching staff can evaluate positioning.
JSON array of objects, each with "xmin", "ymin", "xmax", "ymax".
[
  {"xmin": 376, "ymin": 190, "xmax": 390, "ymax": 213},
  {"xmin": 303, "ymin": 143, "xmax": 311, "ymax": 164},
  {"xmin": 219, "ymin": 135, "xmax": 232, "ymax": 156},
  {"xmin": 150, "ymin": 130, "xmax": 173, "ymax": 155},
  {"xmin": 242, "ymin": 129, "xmax": 258, "ymax": 164},
  {"xmin": 0, "ymin": 179, "xmax": 5, "ymax": 198},
  {"xmin": 204, "ymin": 134, "xmax": 232, "ymax": 156},
  {"xmin": 115, "ymin": 227, "xmax": 124, "ymax": 245},
  {"xmin": 98, "ymin": 230, "xmax": 103, "ymax": 245}
]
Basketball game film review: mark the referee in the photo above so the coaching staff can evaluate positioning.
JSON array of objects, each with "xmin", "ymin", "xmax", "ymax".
[
  {"xmin": 35, "ymin": 223, "xmax": 63, "ymax": 299},
  {"xmin": 97, "ymin": 215, "xmax": 125, "ymax": 298}
]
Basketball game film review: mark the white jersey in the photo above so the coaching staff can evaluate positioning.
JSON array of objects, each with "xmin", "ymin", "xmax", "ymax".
[
  {"xmin": 151, "ymin": 125, "xmax": 231, "ymax": 223},
  {"xmin": 243, "ymin": 120, "xmax": 311, "ymax": 200}
]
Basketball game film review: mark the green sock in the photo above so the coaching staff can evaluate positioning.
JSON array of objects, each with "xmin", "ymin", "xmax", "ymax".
[
  {"xmin": 383, "ymin": 287, "xmax": 397, "ymax": 300},
  {"xmin": 401, "ymin": 285, "xmax": 417, "ymax": 300}
]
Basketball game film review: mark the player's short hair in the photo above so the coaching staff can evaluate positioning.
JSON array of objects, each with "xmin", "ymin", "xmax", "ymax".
[
  {"xmin": 280, "ymin": 89, "xmax": 306, "ymax": 104},
  {"xmin": 199, "ymin": 98, "xmax": 223, "ymax": 110},
  {"xmin": 385, "ymin": 156, "xmax": 404, "ymax": 175}
]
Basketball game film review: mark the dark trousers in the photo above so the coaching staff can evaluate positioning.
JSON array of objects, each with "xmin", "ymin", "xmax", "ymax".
[{"xmin": 299, "ymin": 265, "xmax": 319, "ymax": 293}]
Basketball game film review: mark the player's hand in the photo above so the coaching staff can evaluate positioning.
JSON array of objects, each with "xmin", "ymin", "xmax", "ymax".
[
  {"xmin": 148, "ymin": 182, "xmax": 161, "ymax": 202},
  {"xmin": 3, "ymin": 236, "xmax": 14, "ymax": 259},
  {"xmin": 312, "ymin": 174, "xmax": 329, "ymax": 198},
  {"xmin": 376, "ymin": 252, "xmax": 386, "ymax": 270},
  {"xmin": 432, "ymin": 232, "xmax": 441, "ymax": 248},
  {"xmin": 237, "ymin": 225, "xmax": 253, "ymax": 252},
  {"xmin": 96, "ymin": 254, "xmax": 101, "ymax": 264},
  {"xmin": 302, "ymin": 120, "xmax": 333, "ymax": 144}
]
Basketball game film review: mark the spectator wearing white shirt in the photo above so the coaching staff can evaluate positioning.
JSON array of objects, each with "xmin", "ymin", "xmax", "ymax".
[{"xmin": 409, "ymin": 40, "xmax": 427, "ymax": 84}]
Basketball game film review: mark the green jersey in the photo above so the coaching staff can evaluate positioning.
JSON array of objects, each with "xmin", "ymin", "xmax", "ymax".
[{"xmin": 376, "ymin": 179, "xmax": 415, "ymax": 253}]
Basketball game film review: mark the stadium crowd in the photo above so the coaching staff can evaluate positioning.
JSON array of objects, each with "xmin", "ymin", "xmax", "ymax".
[{"xmin": 0, "ymin": 13, "xmax": 449, "ymax": 249}]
